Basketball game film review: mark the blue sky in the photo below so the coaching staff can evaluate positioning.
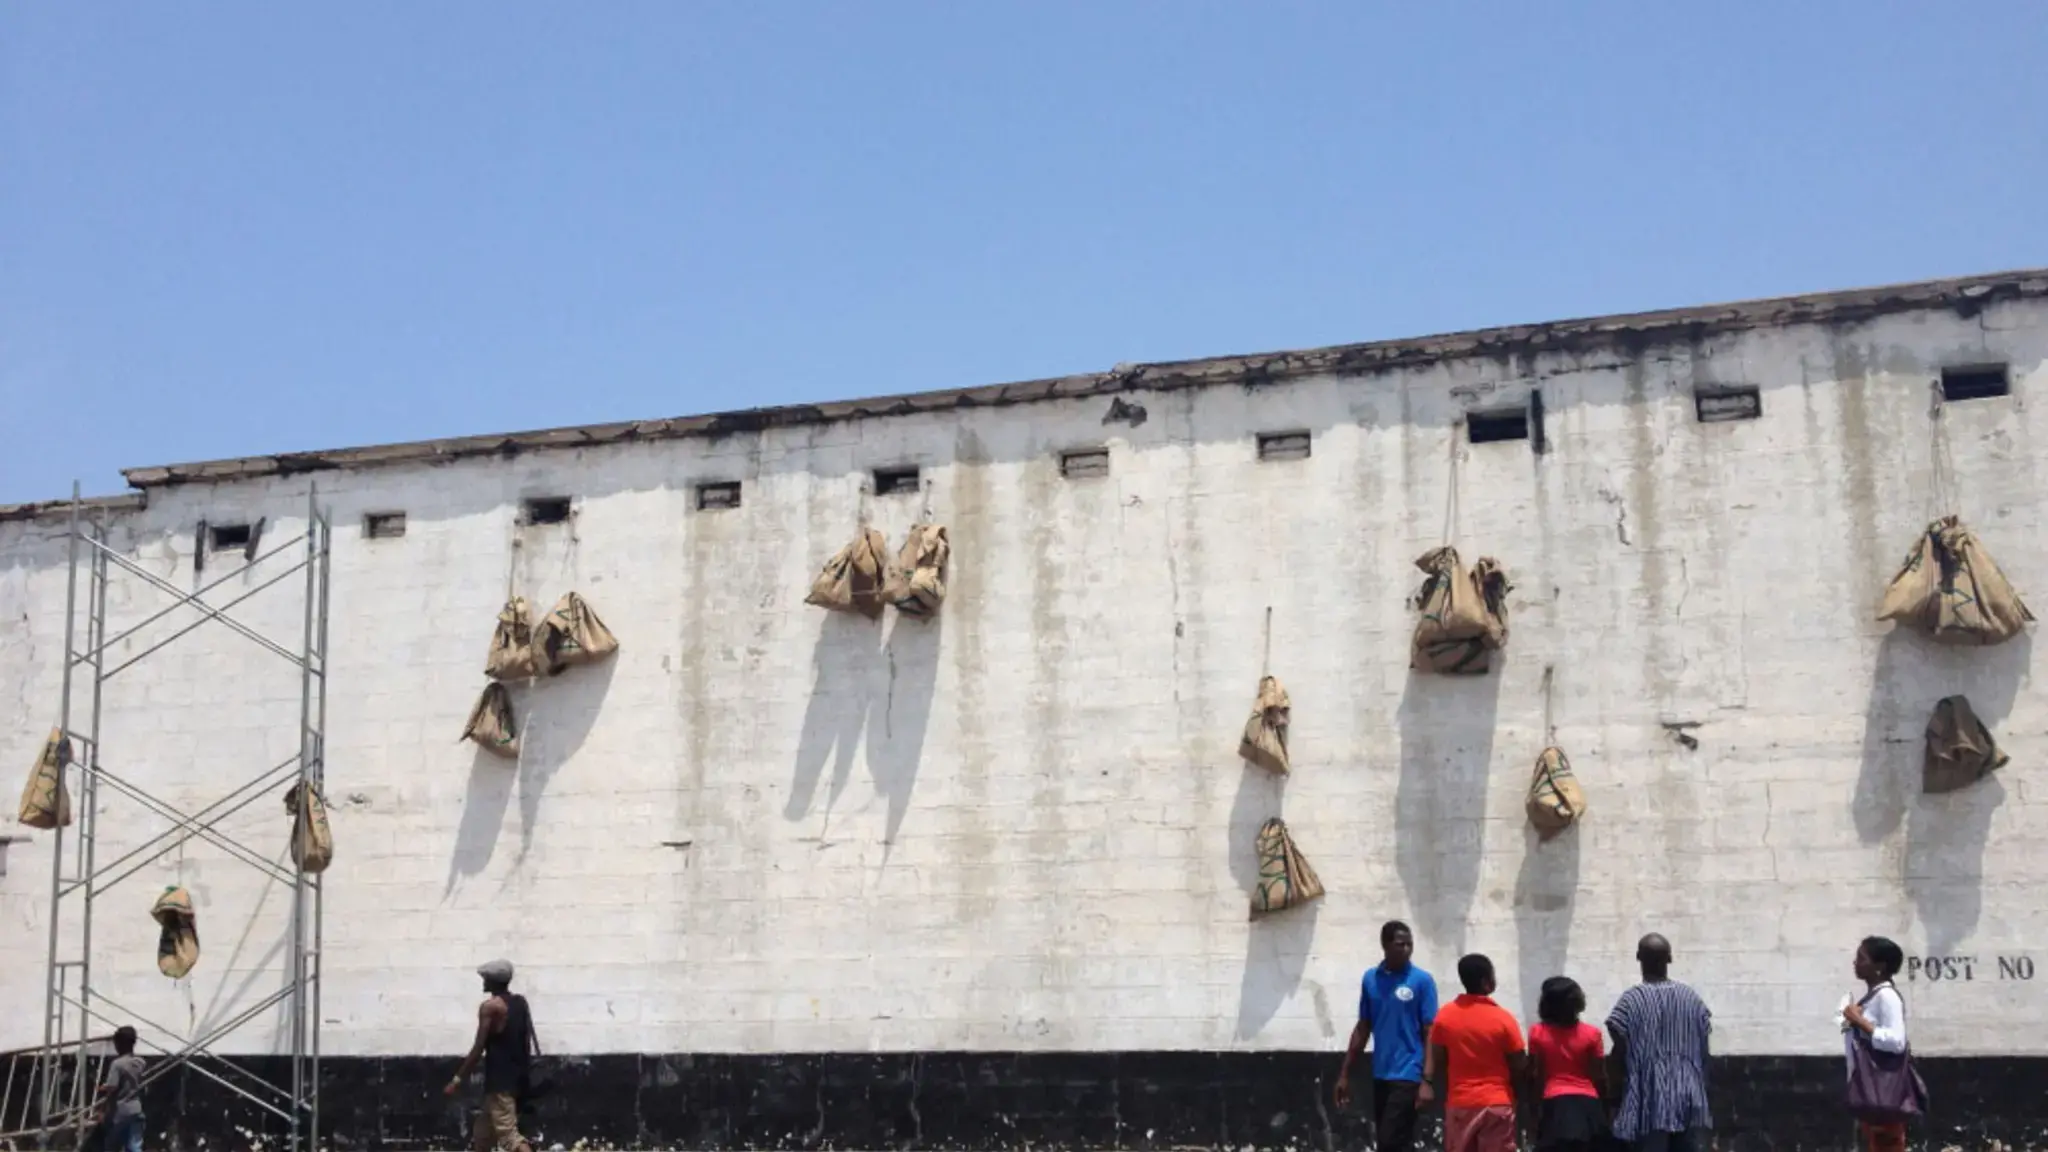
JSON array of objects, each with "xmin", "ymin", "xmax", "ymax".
[{"xmin": 4, "ymin": 3, "xmax": 2044, "ymax": 502}]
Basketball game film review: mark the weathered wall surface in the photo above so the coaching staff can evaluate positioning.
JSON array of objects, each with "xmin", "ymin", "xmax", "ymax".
[{"xmin": 3, "ymin": 295, "xmax": 2047, "ymax": 1082}]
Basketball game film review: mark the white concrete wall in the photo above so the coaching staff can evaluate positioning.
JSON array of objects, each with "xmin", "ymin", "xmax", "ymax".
[{"xmin": 4, "ymin": 300, "xmax": 2047, "ymax": 1063}]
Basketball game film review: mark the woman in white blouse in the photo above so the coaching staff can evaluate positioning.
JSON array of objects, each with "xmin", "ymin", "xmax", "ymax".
[{"xmin": 1841, "ymin": 936, "xmax": 1908, "ymax": 1152}]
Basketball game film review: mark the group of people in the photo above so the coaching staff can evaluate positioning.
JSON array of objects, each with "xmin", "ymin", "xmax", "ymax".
[
  {"xmin": 1335, "ymin": 922, "xmax": 1917, "ymax": 1152},
  {"xmin": 86, "ymin": 937, "xmax": 1917, "ymax": 1152}
]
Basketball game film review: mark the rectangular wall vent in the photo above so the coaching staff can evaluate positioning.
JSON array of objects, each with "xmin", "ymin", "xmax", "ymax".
[
  {"xmin": 1941, "ymin": 364, "xmax": 2010, "ymax": 402},
  {"xmin": 1060, "ymin": 448, "xmax": 1110, "ymax": 479},
  {"xmin": 521, "ymin": 497, "xmax": 572, "ymax": 525},
  {"xmin": 1695, "ymin": 385, "xmax": 1763, "ymax": 424},
  {"xmin": 873, "ymin": 466, "xmax": 921, "ymax": 495},
  {"xmin": 1467, "ymin": 408, "xmax": 1530, "ymax": 444},
  {"xmin": 1256, "ymin": 431, "xmax": 1311, "ymax": 461},
  {"xmin": 208, "ymin": 523, "xmax": 252, "ymax": 551},
  {"xmin": 697, "ymin": 481, "xmax": 742, "ymax": 510},
  {"xmin": 364, "ymin": 512, "xmax": 408, "ymax": 539}
]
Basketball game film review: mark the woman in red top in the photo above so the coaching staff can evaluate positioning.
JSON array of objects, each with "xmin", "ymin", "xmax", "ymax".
[{"xmin": 1528, "ymin": 976, "xmax": 1609, "ymax": 1152}]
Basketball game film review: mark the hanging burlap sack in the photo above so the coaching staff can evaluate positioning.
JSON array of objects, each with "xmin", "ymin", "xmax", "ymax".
[
  {"xmin": 462, "ymin": 682, "xmax": 521, "ymax": 760},
  {"xmin": 1525, "ymin": 747, "xmax": 1586, "ymax": 838},
  {"xmin": 284, "ymin": 780, "xmax": 334, "ymax": 874},
  {"xmin": 485, "ymin": 598, "xmax": 540, "ymax": 681},
  {"xmin": 1249, "ymin": 818, "xmax": 1324, "ymax": 919},
  {"xmin": 1924, "ymin": 695, "xmax": 2008, "ymax": 794},
  {"xmin": 1410, "ymin": 547, "xmax": 1512, "ymax": 675},
  {"xmin": 805, "ymin": 528, "xmax": 890, "ymax": 620},
  {"xmin": 1879, "ymin": 516, "xmax": 2034, "ymax": 646},
  {"xmin": 535, "ymin": 592, "xmax": 619, "ymax": 675},
  {"xmin": 1238, "ymin": 676, "xmax": 1291, "ymax": 775},
  {"xmin": 152, "ymin": 886, "xmax": 199, "ymax": 979},
  {"xmin": 883, "ymin": 524, "xmax": 951, "ymax": 618},
  {"xmin": 17, "ymin": 727, "xmax": 73, "ymax": 830}
]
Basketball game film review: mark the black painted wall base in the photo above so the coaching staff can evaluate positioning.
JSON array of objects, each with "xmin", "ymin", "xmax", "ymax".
[{"xmin": 93, "ymin": 1052, "xmax": 2048, "ymax": 1152}]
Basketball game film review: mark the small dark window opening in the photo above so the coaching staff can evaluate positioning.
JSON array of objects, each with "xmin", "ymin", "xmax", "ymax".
[
  {"xmin": 873, "ymin": 466, "xmax": 921, "ymax": 496},
  {"xmin": 209, "ymin": 523, "xmax": 252, "ymax": 551},
  {"xmin": 697, "ymin": 481, "xmax": 742, "ymax": 510},
  {"xmin": 1695, "ymin": 385, "xmax": 1763, "ymax": 424},
  {"xmin": 1257, "ymin": 431, "xmax": 1312, "ymax": 461},
  {"xmin": 1941, "ymin": 364, "xmax": 2010, "ymax": 402},
  {"xmin": 521, "ymin": 497, "xmax": 573, "ymax": 526},
  {"xmin": 1468, "ymin": 408, "xmax": 1530, "ymax": 444},
  {"xmin": 364, "ymin": 512, "xmax": 407, "ymax": 539},
  {"xmin": 1060, "ymin": 448, "xmax": 1111, "ymax": 479}
]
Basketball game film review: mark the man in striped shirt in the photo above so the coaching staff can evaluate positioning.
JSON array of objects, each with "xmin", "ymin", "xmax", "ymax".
[{"xmin": 1606, "ymin": 934, "xmax": 1713, "ymax": 1152}]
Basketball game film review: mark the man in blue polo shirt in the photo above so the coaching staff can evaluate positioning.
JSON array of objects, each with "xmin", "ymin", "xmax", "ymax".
[{"xmin": 1335, "ymin": 920, "xmax": 1439, "ymax": 1152}]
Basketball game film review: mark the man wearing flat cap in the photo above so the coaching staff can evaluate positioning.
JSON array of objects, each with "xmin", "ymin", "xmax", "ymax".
[{"xmin": 445, "ymin": 959, "xmax": 537, "ymax": 1152}]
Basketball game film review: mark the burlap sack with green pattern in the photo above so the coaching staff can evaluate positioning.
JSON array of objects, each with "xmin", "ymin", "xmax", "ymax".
[
  {"xmin": 285, "ymin": 780, "xmax": 334, "ymax": 874},
  {"xmin": 1525, "ymin": 746, "xmax": 1586, "ymax": 839},
  {"xmin": 152, "ymin": 886, "xmax": 199, "ymax": 979},
  {"xmin": 485, "ymin": 598, "xmax": 540, "ymax": 681},
  {"xmin": 1411, "ymin": 547, "xmax": 1512, "ymax": 675},
  {"xmin": 1924, "ymin": 695, "xmax": 2007, "ymax": 794},
  {"xmin": 883, "ymin": 524, "xmax": 951, "ymax": 618},
  {"xmin": 535, "ymin": 592, "xmax": 619, "ymax": 674},
  {"xmin": 1238, "ymin": 676, "xmax": 1291, "ymax": 775},
  {"xmin": 1879, "ymin": 517, "xmax": 2033, "ymax": 646},
  {"xmin": 1249, "ymin": 818, "xmax": 1323, "ymax": 919},
  {"xmin": 807, "ymin": 528, "xmax": 890, "ymax": 620},
  {"xmin": 462, "ymin": 682, "xmax": 521, "ymax": 760},
  {"xmin": 17, "ymin": 727, "xmax": 72, "ymax": 830}
]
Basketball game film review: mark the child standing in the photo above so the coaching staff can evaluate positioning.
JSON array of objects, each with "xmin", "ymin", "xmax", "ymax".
[
  {"xmin": 97, "ymin": 1026, "xmax": 146, "ymax": 1152},
  {"xmin": 1528, "ymin": 977, "xmax": 1609, "ymax": 1152}
]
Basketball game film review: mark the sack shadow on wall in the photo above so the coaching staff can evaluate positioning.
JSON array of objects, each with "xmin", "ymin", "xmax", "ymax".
[
  {"xmin": 787, "ymin": 611, "xmax": 943, "ymax": 857},
  {"xmin": 1229, "ymin": 763, "xmax": 1318, "ymax": 1040},
  {"xmin": 1395, "ymin": 668, "xmax": 1503, "ymax": 957},
  {"xmin": 445, "ymin": 659, "xmax": 618, "ymax": 894},
  {"xmin": 1853, "ymin": 629, "xmax": 2029, "ymax": 954},
  {"xmin": 1512, "ymin": 825, "xmax": 1582, "ymax": 1025}
]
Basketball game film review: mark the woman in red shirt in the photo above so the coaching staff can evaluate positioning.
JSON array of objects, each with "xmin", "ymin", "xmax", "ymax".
[{"xmin": 1528, "ymin": 976, "xmax": 1609, "ymax": 1152}]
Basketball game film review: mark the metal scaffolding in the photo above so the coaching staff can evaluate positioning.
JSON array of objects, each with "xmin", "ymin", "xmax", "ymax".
[{"xmin": 20, "ymin": 486, "xmax": 332, "ymax": 1151}]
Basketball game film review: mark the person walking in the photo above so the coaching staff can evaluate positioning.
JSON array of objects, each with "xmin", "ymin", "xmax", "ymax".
[
  {"xmin": 445, "ymin": 959, "xmax": 538, "ymax": 1152},
  {"xmin": 1528, "ymin": 977, "xmax": 1608, "ymax": 1152},
  {"xmin": 1842, "ymin": 936, "xmax": 1925, "ymax": 1152},
  {"xmin": 95, "ymin": 1026, "xmax": 146, "ymax": 1152},
  {"xmin": 1335, "ymin": 921, "xmax": 1440, "ymax": 1152},
  {"xmin": 1606, "ymin": 934, "xmax": 1713, "ymax": 1152},
  {"xmin": 1423, "ymin": 954, "xmax": 1526, "ymax": 1152}
]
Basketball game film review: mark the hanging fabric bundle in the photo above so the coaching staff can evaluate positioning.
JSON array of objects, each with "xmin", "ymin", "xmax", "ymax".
[
  {"xmin": 1249, "ymin": 818, "xmax": 1323, "ymax": 919},
  {"xmin": 1238, "ymin": 676, "xmax": 1291, "ymax": 775},
  {"xmin": 1525, "ymin": 747, "xmax": 1586, "ymax": 838},
  {"xmin": 17, "ymin": 727, "xmax": 73, "ymax": 830},
  {"xmin": 462, "ymin": 682, "xmax": 521, "ymax": 760},
  {"xmin": 806, "ymin": 528, "xmax": 891, "ymax": 620},
  {"xmin": 485, "ymin": 598, "xmax": 540, "ymax": 681},
  {"xmin": 152, "ymin": 886, "xmax": 199, "ymax": 979},
  {"xmin": 1924, "ymin": 695, "xmax": 2008, "ymax": 794},
  {"xmin": 284, "ymin": 780, "xmax": 334, "ymax": 874},
  {"xmin": 1878, "ymin": 516, "xmax": 2034, "ymax": 646},
  {"xmin": 534, "ymin": 592, "xmax": 619, "ymax": 675},
  {"xmin": 883, "ymin": 524, "xmax": 951, "ymax": 618},
  {"xmin": 1410, "ymin": 547, "xmax": 1512, "ymax": 675}
]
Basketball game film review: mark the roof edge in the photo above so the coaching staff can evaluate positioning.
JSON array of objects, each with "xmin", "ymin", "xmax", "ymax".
[{"xmin": 75, "ymin": 264, "xmax": 2048, "ymax": 494}]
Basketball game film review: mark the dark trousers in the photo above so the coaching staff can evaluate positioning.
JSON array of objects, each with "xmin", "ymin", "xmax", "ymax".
[{"xmin": 1372, "ymin": 1079, "xmax": 1421, "ymax": 1152}]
